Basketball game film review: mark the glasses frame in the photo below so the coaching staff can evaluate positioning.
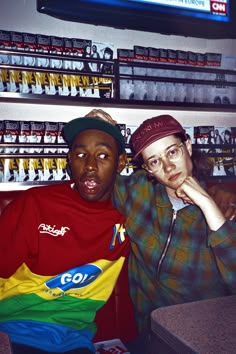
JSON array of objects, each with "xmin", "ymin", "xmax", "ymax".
[{"xmin": 142, "ymin": 142, "xmax": 184, "ymax": 174}]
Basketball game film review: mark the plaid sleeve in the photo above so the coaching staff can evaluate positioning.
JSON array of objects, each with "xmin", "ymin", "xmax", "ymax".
[{"xmin": 209, "ymin": 220, "xmax": 236, "ymax": 293}]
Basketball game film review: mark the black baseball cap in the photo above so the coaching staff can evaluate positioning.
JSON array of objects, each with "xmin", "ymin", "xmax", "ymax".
[{"xmin": 63, "ymin": 117, "xmax": 126, "ymax": 153}]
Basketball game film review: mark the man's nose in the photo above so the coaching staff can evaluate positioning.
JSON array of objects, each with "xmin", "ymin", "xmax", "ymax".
[{"xmin": 84, "ymin": 155, "xmax": 98, "ymax": 171}]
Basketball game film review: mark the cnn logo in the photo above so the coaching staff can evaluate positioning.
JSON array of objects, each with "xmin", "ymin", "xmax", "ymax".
[{"xmin": 211, "ymin": 1, "xmax": 227, "ymax": 15}]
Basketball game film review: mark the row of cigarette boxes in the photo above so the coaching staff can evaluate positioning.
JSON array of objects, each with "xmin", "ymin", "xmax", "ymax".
[
  {"xmin": 0, "ymin": 120, "xmax": 68, "ymax": 153},
  {"xmin": 0, "ymin": 29, "xmax": 114, "ymax": 72}
]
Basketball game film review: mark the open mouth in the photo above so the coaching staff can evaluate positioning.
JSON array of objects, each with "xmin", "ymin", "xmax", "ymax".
[{"xmin": 81, "ymin": 179, "xmax": 100, "ymax": 194}]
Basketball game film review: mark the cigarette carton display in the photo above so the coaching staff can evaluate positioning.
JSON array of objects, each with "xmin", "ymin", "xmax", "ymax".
[
  {"xmin": 63, "ymin": 37, "xmax": 73, "ymax": 70},
  {"xmin": 23, "ymin": 32, "xmax": 37, "ymax": 67},
  {"xmin": 7, "ymin": 70, "xmax": 21, "ymax": 93},
  {"xmin": 44, "ymin": 121, "xmax": 58, "ymax": 153},
  {"xmin": 50, "ymin": 36, "xmax": 64, "ymax": 69},
  {"xmin": 90, "ymin": 41, "xmax": 114, "ymax": 73},
  {"xmin": 0, "ymin": 30, "xmax": 11, "ymax": 65},
  {"xmin": 21, "ymin": 70, "xmax": 35, "ymax": 94},
  {"xmin": 10, "ymin": 31, "xmax": 24, "ymax": 66},
  {"xmin": 43, "ymin": 157, "xmax": 57, "ymax": 181},
  {"xmin": 36, "ymin": 34, "xmax": 50, "ymax": 68},
  {"xmin": 57, "ymin": 122, "xmax": 69, "ymax": 154},
  {"xmin": 72, "ymin": 38, "xmax": 92, "ymax": 72},
  {"xmin": 29, "ymin": 121, "xmax": 44, "ymax": 153},
  {"xmin": 19, "ymin": 121, "xmax": 31, "ymax": 153},
  {"xmin": 19, "ymin": 158, "xmax": 30, "ymax": 182},
  {"xmin": 29, "ymin": 157, "xmax": 44, "ymax": 181},
  {"xmin": 3, "ymin": 120, "xmax": 19, "ymax": 153},
  {"xmin": 4, "ymin": 158, "xmax": 19, "ymax": 182},
  {"xmin": 167, "ymin": 49, "xmax": 177, "ymax": 64},
  {"xmin": 56, "ymin": 157, "xmax": 69, "ymax": 181}
]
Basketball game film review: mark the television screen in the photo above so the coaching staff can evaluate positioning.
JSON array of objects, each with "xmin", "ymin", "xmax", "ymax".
[{"xmin": 37, "ymin": 0, "xmax": 236, "ymax": 39}]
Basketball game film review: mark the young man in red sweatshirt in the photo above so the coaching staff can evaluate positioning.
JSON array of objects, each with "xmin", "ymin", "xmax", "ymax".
[{"xmin": 0, "ymin": 116, "xmax": 130, "ymax": 354}]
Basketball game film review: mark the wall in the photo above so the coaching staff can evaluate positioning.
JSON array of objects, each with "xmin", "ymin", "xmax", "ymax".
[{"xmin": 0, "ymin": 0, "xmax": 236, "ymax": 128}]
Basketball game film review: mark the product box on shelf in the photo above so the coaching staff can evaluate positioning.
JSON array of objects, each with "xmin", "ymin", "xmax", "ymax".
[
  {"xmin": 21, "ymin": 70, "xmax": 35, "ymax": 94},
  {"xmin": 7, "ymin": 70, "xmax": 22, "ymax": 93},
  {"xmin": 176, "ymin": 50, "xmax": 188, "ymax": 65},
  {"xmin": 194, "ymin": 125, "xmax": 215, "ymax": 147},
  {"xmin": 56, "ymin": 157, "xmax": 69, "ymax": 181},
  {"xmin": 19, "ymin": 158, "xmax": 30, "ymax": 182},
  {"xmin": 19, "ymin": 121, "xmax": 31, "ymax": 153},
  {"xmin": 90, "ymin": 41, "xmax": 114, "ymax": 73},
  {"xmin": 4, "ymin": 158, "xmax": 19, "ymax": 182},
  {"xmin": 0, "ymin": 69, "xmax": 8, "ymax": 92},
  {"xmin": 0, "ymin": 30, "xmax": 11, "ymax": 65},
  {"xmin": 23, "ymin": 32, "xmax": 37, "ymax": 67},
  {"xmin": 3, "ymin": 120, "xmax": 19, "ymax": 153},
  {"xmin": 63, "ymin": 37, "xmax": 73, "ymax": 70},
  {"xmin": 205, "ymin": 53, "xmax": 222, "ymax": 67},
  {"xmin": 43, "ymin": 157, "xmax": 58, "ymax": 181},
  {"xmin": 167, "ymin": 49, "xmax": 177, "ymax": 64},
  {"xmin": 48, "ymin": 73, "xmax": 63, "ymax": 95},
  {"xmin": 71, "ymin": 38, "xmax": 92, "ymax": 72},
  {"xmin": 32, "ymin": 71, "xmax": 50, "ymax": 94},
  {"xmin": 44, "ymin": 121, "xmax": 58, "ymax": 153},
  {"xmin": 50, "ymin": 36, "xmax": 64, "ymax": 69},
  {"xmin": 188, "ymin": 51, "xmax": 197, "ymax": 66},
  {"xmin": 29, "ymin": 157, "xmax": 44, "ymax": 182},
  {"xmin": 117, "ymin": 49, "xmax": 134, "ymax": 100},
  {"xmin": 57, "ymin": 122, "xmax": 69, "ymax": 153},
  {"xmin": 29, "ymin": 121, "xmax": 44, "ymax": 153},
  {"xmin": 148, "ymin": 47, "xmax": 159, "ymax": 62},
  {"xmin": 10, "ymin": 31, "xmax": 24, "ymax": 66},
  {"xmin": 133, "ymin": 45, "xmax": 148, "ymax": 101},
  {"xmin": 36, "ymin": 34, "xmax": 50, "ymax": 68},
  {"xmin": 196, "ymin": 53, "xmax": 205, "ymax": 67}
]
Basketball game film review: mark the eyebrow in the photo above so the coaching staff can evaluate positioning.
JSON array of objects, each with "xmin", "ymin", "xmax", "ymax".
[{"xmin": 146, "ymin": 143, "xmax": 179, "ymax": 161}]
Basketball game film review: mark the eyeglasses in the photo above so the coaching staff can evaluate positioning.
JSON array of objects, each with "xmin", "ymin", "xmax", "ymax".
[{"xmin": 142, "ymin": 143, "xmax": 184, "ymax": 173}]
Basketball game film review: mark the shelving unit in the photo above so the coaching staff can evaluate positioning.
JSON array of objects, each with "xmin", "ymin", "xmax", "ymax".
[{"xmin": 1, "ymin": 48, "xmax": 236, "ymax": 186}]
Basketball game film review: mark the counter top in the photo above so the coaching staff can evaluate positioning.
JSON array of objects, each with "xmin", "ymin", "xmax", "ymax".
[{"xmin": 151, "ymin": 295, "xmax": 236, "ymax": 354}]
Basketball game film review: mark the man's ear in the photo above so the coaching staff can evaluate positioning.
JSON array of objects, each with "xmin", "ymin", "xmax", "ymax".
[{"xmin": 117, "ymin": 152, "xmax": 127, "ymax": 174}]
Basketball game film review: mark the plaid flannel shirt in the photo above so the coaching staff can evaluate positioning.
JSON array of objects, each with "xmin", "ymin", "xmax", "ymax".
[{"xmin": 113, "ymin": 170, "xmax": 236, "ymax": 331}]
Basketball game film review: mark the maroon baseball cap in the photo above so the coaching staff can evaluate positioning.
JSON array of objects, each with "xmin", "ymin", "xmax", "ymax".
[{"xmin": 131, "ymin": 115, "xmax": 186, "ymax": 160}]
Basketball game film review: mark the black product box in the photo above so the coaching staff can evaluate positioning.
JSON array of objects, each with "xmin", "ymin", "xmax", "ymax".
[
  {"xmin": 159, "ymin": 48, "xmax": 168, "ymax": 63},
  {"xmin": 10, "ymin": 31, "xmax": 24, "ymax": 66},
  {"xmin": 50, "ymin": 36, "xmax": 64, "ymax": 69},
  {"xmin": 188, "ymin": 51, "xmax": 197, "ymax": 66},
  {"xmin": 0, "ymin": 30, "xmax": 11, "ymax": 65},
  {"xmin": 177, "ymin": 50, "xmax": 188, "ymax": 65},
  {"xmin": 19, "ymin": 120, "xmax": 31, "ymax": 153},
  {"xmin": 196, "ymin": 53, "xmax": 205, "ymax": 66},
  {"xmin": 3, "ymin": 120, "xmax": 20, "ymax": 153},
  {"xmin": 63, "ymin": 37, "xmax": 73, "ymax": 70},
  {"xmin": 29, "ymin": 121, "xmax": 45, "ymax": 153},
  {"xmin": 117, "ymin": 49, "xmax": 134, "ymax": 62},
  {"xmin": 205, "ymin": 53, "xmax": 222, "ymax": 67},
  {"xmin": 36, "ymin": 34, "xmax": 50, "ymax": 68},
  {"xmin": 72, "ymin": 38, "xmax": 92, "ymax": 72},
  {"xmin": 44, "ymin": 121, "xmax": 58, "ymax": 152},
  {"xmin": 148, "ymin": 47, "xmax": 159, "ymax": 62},
  {"xmin": 134, "ymin": 45, "xmax": 148, "ymax": 61},
  {"xmin": 23, "ymin": 32, "xmax": 37, "ymax": 66},
  {"xmin": 167, "ymin": 49, "xmax": 177, "ymax": 64}
]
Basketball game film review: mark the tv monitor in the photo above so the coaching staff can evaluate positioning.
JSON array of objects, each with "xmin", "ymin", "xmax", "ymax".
[{"xmin": 37, "ymin": 0, "xmax": 236, "ymax": 39}]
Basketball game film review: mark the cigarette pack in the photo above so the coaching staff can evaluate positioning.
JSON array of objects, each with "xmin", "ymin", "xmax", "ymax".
[{"xmin": 95, "ymin": 338, "xmax": 130, "ymax": 354}]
